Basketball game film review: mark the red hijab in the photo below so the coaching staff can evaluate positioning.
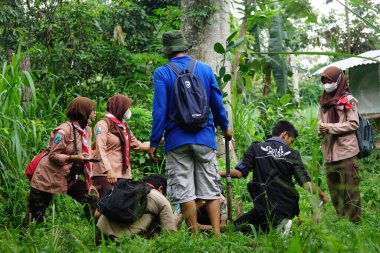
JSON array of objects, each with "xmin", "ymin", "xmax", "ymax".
[{"xmin": 319, "ymin": 66, "xmax": 351, "ymax": 123}]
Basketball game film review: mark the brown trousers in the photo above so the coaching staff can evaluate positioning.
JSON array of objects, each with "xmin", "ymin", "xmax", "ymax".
[{"xmin": 326, "ymin": 157, "xmax": 361, "ymax": 222}]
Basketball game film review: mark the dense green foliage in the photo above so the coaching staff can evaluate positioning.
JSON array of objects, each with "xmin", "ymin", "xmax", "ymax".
[
  {"xmin": 0, "ymin": 0, "xmax": 379, "ymax": 252},
  {"xmin": 0, "ymin": 0, "xmax": 180, "ymax": 106}
]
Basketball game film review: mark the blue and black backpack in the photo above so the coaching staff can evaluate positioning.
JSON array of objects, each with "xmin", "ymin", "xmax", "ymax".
[
  {"xmin": 166, "ymin": 59, "xmax": 210, "ymax": 132},
  {"xmin": 356, "ymin": 113, "xmax": 374, "ymax": 159},
  {"xmin": 97, "ymin": 179, "xmax": 151, "ymax": 224}
]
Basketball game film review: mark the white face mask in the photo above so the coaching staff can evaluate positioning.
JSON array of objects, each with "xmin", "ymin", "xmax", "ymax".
[
  {"xmin": 322, "ymin": 71, "xmax": 342, "ymax": 93},
  {"xmin": 123, "ymin": 109, "xmax": 132, "ymax": 120},
  {"xmin": 323, "ymin": 82, "xmax": 338, "ymax": 93}
]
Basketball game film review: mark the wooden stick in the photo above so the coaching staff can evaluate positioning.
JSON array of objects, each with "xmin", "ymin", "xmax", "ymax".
[{"xmin": 225, "ymin": 138, "xmax": 232, "ymax": 222}]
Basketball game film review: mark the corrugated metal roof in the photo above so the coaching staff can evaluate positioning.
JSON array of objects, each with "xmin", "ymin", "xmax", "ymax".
[{"xmin": 313, "ymin": 50, "xmax": 380, "ymax": 75}]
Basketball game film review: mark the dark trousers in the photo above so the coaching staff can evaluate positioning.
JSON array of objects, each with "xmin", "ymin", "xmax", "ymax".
[
  {"xmin": 237, "ymin": 181, "xmax": 288, "ymax": 233},
  {"xmin": 25, "ymin": 180, "xmax": 98, "ymax": 225},
  {"xmin": 233, "ymin": 208, "xmax": 282, "ymax": 234},
  {"xmin": 326, "ymin": 157, "xmax": 361, "ymax": 222}
]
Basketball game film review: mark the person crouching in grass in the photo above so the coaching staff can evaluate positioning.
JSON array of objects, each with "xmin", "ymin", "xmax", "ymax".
[
  {"xmin": 95, "ymin": 174, "xmax": 176, "ymax": 244},
  {"xmin": 220, "ymin": 120, "xmax": 330, "ymax": 233}
]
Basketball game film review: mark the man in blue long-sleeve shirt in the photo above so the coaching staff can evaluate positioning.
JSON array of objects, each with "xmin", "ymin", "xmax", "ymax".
[{"xmin": 148, "ymin": 30, "xmax": 232, "ymax": 235}]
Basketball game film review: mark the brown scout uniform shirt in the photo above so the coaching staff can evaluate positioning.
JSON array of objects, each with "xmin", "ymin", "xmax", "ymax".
[
  {"xmin": 31, "ymin": 121, "xmax": 92, "ymax": 194},
  {"xmin": 92, "ymin": 119, "xmax": 144, "ymax": 179},
  {"xmin": 96, "ymin": 189, "xmax": 176, "ymax": 237},
  {"xmin": 318, "ymin": 95, "xmax": 360, "ymax": 163}
]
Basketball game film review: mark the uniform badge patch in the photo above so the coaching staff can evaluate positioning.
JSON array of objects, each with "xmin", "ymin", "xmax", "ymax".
[
  {"xmin": 53, "ymin": 134, "xmax": 63, "ymax": 144},
  {"xmin": 350, "ymin": 99, "xmax": 356, "ymax": 111},
  {"xmin": 96, "ymin": 126, "xmax": 102, "ymax": 135}
]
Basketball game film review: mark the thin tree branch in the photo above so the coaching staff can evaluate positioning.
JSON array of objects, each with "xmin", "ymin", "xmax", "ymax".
[{"xmin": 230, "ymin": 0, "xmax": 253, "ymax": 100}]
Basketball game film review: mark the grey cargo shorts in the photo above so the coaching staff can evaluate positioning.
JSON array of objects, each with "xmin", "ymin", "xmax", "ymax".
[{"xmin": 166, "ymin": 144, "xmax": 221, "ymax": 204}]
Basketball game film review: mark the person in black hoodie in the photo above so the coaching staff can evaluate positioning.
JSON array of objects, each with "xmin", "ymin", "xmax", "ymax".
[{"xmin": 220, "ymin": 120, "xmax": 329, "ymax": 233}]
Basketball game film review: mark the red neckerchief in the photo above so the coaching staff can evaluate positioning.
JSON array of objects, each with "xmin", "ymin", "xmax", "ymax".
[
  {"xmin": 146, "ymin": 182, "xmax": 155, "ymax": 189},
  {"xmin": 73, "ymin": 125, "xmax": 92, "ymax": 189},
  {"xmin": 337, "ymin": 95, "xmax": 353, "ymax": 110},
  {"xmin": 106, "ymin": 112, "xmax": 130, "ymax": 170}
]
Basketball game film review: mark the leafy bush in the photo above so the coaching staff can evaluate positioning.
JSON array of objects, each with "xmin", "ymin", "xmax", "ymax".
[
  {"xmin": 126, "ymin": 106, "xmax": 165, "ymax": 177},
  {"xmin": 299, "ymin": 81, "xmax": 323, "ymax": 106},
  {"xmin": 232, "ymin": 90, "xmax": 301, "ymax": 159}
]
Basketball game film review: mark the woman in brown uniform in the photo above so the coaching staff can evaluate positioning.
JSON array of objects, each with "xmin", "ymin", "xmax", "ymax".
[
  {"xmin": 92, "ymin": 94, "xmax": 149, "ymax": 197},
  {"xmin": 24, "ymin": 97, "xmax": 98, "ymax": 225},
  {"xmin": 318, "ymin": 66, "xmax": 361, "ymax": 223}
]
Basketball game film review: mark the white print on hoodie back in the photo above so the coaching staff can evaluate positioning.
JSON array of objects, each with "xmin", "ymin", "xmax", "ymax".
[{"xmin": 260, "ymin": 146, "xmax": 291, "ymax": 158}]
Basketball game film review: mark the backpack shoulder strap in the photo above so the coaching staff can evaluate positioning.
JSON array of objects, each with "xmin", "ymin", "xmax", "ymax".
[
  {"xmin": 71, "ymin": 123, "xmax": 78, "ymax": 155},
  {"xmin": 165, "ymin": 61, "xmax": 182, "ymax": 76},
  {"xmin": 188, "ymin": 59, "xmax": 197, "ymax": 74}
]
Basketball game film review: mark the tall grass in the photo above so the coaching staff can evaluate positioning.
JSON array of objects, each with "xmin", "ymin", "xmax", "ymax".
[
  {"xmin": 1, "ymin": 184, "xmax": 379, "ymax": 253},
  {"xmin": 292, "ymin": 106, "xmax": 325, "ymax": 188},
  {"xmin": 231, "ymin": 85, "xmax": 266, "ymax": 158},
  {"xmin": 0, "ymin": 46, "xmax": 62, "ymax": 226},
  {"xmin": 0, "ymin": 45, "xmax": 37, "ymax": 169},
  {"xmin": 0, "ymin": 46, "xmax": 35, "ymax": 225}
]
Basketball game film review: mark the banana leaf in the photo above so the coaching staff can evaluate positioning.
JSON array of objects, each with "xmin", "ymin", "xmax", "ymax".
[{"xmin": 269, "ymin": 8, "xmax": 288, "ymax": 96}]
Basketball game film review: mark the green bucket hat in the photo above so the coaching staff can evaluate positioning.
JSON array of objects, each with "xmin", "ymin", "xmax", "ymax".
[{"xmin": 161, "ymin": 30, "xmax": 192, "ymax": 55}]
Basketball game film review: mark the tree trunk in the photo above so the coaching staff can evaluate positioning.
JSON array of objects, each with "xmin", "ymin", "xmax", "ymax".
[
  {"xmin": 181, "ymin": 0, "xmax": 237, "ymax": 162},
  {"xmin": 230, "ymin": 0, "xmax": 253, "ymax": 101},
  {"xmin": 290, "ymin": 54, "xmax": 299, "ymax": 102},
  {"xmin": 181, "ymin": 0, "xmax": 230, "ymax": 122},
  {"xmin": 181, "ymin": 0, "xmax": 230, "ymax": 72},
  {"xmin": 7, "ymin": 48, "xmax": 33, "ymax": 103},
  {"xmin": 345, "ymin": 0, "xmax": 351, "ymax": 54},
  {"xmin": 263, "ymin": 65, "xmax": 271, "ymax": 96}
]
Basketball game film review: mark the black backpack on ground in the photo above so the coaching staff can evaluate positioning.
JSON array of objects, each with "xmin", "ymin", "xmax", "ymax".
[
  {"xmin": 166, "ymin": 59, "xmax": 210, "ymax": 132},
  {"xmin": 97, "ymin": 179, "xmax": 151, "ymax": 224},
  {"xmin": 356, "ymin": 113, "xmax": 374, "ymax": 159}
]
